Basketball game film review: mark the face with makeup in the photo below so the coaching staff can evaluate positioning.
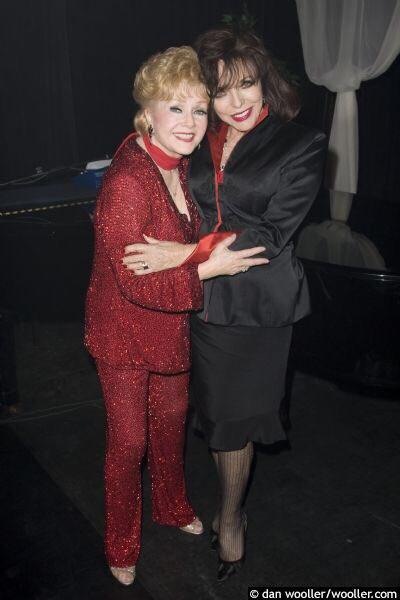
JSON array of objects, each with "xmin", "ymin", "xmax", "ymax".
[
  {"xmin": 145, "ymin": 85, "xmax": 208, "ymax": 158},
  {"xmin": 213, "ymin": 60, "xmax": 263, "ymax": 133}
]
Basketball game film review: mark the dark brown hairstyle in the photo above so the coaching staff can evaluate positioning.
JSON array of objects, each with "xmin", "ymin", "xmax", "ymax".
[{"xmin": 194, "ymin": 27, "xmax": 300, "ymax": 122}]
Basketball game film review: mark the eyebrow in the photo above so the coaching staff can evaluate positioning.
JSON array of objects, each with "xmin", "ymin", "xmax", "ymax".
[
  {"xmin": 216, "ymin": 75, "xmax": 255, "ymax": 93},
  {"xmin": 166, "ymin": 99, "xmax": 208, "ymax": 108}
]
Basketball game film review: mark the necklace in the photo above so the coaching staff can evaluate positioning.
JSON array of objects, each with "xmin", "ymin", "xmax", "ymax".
[
  {"xmin": 161, "ymin": 168, "xmax": 187, "ymax": 214},
  {"xmin": 220, "ymin": 132, "xmax": 243, "ymax": 171},
  {"xmin": 218, "ymin": 106, "xmax": 270, "ymax": 171},
  {"xmin": 160, "ymin": 166, "xmax": 179, "ymax": 194},
  {"xmin": 166, "ymin": 171, "xmax": 180, "ymax": 199}
]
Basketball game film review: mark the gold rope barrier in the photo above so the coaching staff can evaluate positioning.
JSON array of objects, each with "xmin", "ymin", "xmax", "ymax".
[{"xmin": 0, "ymin": 198, "xmax": 95, "ymax": 217}]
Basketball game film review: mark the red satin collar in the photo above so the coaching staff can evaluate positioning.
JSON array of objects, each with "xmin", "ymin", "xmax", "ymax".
[
  {"xmin": 113, "ymin": 132, "xmax": 180, "ymax": 170},
  {"xmin": 207, "ymin": 104, "xmax": 270, "ymax": 173},
  {"xmin": 142, "ymin": 135, "xmax": 181, "ymax": 170}
]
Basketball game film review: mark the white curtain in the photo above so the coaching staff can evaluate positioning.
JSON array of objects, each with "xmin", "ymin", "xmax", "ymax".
[
  {"xmin": 296, "ymin": 0, "xmax": 400, "ymax": 198},
  {"xmin": 294, "ymin": 0, "xmax": 400, "ymax": 269},
  {"xmin": 296, "ymin": 220, "xmax": 386, "ymax": 269}
]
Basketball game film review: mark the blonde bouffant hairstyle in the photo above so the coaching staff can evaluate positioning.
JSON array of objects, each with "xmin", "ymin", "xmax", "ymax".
[{"xmin": 133, "ymin": 46, "xmax": 208, "ymax": 135}]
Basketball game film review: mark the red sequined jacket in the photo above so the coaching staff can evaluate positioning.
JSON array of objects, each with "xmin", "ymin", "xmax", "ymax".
[{"xmin": 85, "ymin": 138, "xmax": 203, "ymax": 373}]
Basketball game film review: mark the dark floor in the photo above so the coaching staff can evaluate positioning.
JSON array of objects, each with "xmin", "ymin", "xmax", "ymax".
[{"xmin": 1, "ymin": 321, "xmax": 400, "ymax": 600}]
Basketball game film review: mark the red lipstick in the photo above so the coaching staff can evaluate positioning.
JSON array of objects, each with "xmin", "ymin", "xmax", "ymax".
[{"xmin": 231, "ymin": 107, "xmax": 253, "ymax": 122}]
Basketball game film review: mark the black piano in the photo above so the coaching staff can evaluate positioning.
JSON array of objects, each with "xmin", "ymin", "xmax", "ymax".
[{"xmin": 0, "ymin": 180, "xmax": 96, "ymax": 406}]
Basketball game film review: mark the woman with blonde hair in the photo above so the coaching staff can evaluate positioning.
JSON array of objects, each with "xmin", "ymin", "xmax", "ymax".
[{"xmin": 85, "ymin": 45, "xmax": 267, "ymax": 586}]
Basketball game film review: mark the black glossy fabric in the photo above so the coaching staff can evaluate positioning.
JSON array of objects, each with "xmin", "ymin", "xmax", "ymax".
[
  {"xmin": 188, "ymin": 113, "xmax": 327, "ymax": 327},
  {"xmin": 190, "ymin": 314, "xmax": 293, "ymax": 451}
]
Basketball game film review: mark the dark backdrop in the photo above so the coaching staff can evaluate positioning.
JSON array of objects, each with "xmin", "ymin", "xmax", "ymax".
[
  {"xmin": 0, "ymin": 0, "xmax": 333, "ymax": 181},
  {"xmin": 1, "ymin": 0, "xmax": 399, "ymax": 265}
]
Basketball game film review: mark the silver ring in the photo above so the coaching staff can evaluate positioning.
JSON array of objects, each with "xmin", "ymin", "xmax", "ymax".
[
  {"xmin": 241, "ymin": 267, "xmax": 248, "ymax": 273},
  {"xmin": 142, "ymin": 263, "xmax": 149, "ymax": 270}
]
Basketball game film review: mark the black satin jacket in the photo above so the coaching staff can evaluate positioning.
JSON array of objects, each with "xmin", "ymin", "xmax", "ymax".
[{"xmin": 188, "ymin": 113, "xmax": 327, "ymax": 327}]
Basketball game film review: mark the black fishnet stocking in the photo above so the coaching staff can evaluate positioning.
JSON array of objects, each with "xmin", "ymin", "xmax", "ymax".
[{"xmin": 211, "ymin": 442, "xmax": 253, "ymax": 561}]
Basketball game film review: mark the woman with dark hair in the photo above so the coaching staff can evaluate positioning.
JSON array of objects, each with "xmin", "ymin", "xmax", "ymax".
[{"xmin": 124, "ymin": 27, "xmax": 326, "ymax": 582}]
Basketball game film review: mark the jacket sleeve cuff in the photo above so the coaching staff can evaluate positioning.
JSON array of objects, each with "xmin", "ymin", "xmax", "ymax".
[{"xmin": 182, "ymin": 231, "xmax": 237, "ymax": 264}]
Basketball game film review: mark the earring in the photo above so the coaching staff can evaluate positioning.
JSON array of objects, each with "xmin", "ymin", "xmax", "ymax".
[
  {"xmin": 262, "ymin": 97, "xmax": 267, "ymax": 107},
  {"xmin": 148, "ymin": 124, "xmax": 153, "ymax": 139}
]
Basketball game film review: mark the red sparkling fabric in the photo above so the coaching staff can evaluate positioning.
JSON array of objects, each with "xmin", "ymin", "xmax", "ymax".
[
  {"xmin": 84, "ymin": 137, "xmax": 203, "ymax": 567},
  {"xmin": 97, "ymin": 362, "xmax": 195, "ymax": 567},
  {"xmin": 85, "ymin": 137, "xmax": 203, "ymax": 372}
]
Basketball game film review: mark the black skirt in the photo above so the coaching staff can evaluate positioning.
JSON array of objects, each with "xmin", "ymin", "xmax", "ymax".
[{"xmin": 190, "ymin": 314, "xmax": 292, "ymax": 451}]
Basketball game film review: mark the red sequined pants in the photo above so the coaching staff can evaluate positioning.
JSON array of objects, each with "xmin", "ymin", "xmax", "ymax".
[{"xmin": 96, "ymin": 361, "xmax": 196, "ymax": 567}]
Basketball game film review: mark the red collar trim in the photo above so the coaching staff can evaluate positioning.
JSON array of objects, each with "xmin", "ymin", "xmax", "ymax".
[
  {"xmin": 113, "ymin": 132, "xmax": 181, "ymax": 171},
  {"xmin": 142, "ymin": 135, "xmax": 181, "ymax": 170}
]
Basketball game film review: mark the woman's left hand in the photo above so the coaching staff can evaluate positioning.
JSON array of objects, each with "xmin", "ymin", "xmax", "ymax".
[{"xmin": 123, "ymin": 235, "xmax": 195, "ymax": 274}]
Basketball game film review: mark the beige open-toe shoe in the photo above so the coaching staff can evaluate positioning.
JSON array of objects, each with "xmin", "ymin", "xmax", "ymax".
[
  {"xmin": 110, "ymin": 565, "xmax": 136, "ymax": 586},
  {"xmin": 179, "ymin": 516, "xmax": 204, "ymax": 535}
]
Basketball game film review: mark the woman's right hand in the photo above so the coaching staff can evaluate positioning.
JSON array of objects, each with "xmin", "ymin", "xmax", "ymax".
[{"xmin": 198, "ymin": 234, "xmax": 269, "ymax": 280}]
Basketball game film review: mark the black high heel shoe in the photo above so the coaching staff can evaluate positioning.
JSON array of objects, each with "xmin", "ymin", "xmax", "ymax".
[
  {"xmin": 217, "ymin": 554, "xmax": 245, "ymax": 583},
  {"xmin": 216, "ymin": 514, "xmax": 247, "ymax": 583}
]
